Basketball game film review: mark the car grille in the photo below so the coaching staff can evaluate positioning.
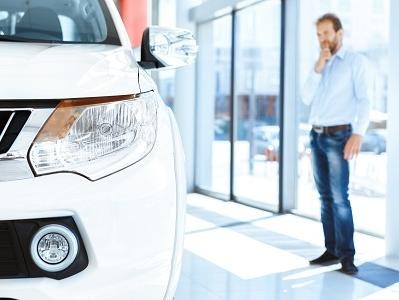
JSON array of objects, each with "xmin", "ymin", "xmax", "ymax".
[{"xmin": 0, "ymin": 110, "xmax": 31, "ymax": 154}]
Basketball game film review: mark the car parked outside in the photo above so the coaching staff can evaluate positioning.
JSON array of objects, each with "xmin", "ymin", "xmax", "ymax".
[
  {"xmin": 361, "ymin": 128, "xmax": 386, "ymax": 154},
  {"xmin": 252, "ymin": 125, "xmax": 280, "ymax": 161},
  {"xmin": 0, "ymin": 0, "xmax": 197, "ymax": 299},
  {"xmin": 252, "ymin": 124, "xmax": 311, "ymax": 161}
]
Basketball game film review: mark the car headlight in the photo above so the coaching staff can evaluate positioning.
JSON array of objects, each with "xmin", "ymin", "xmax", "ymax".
[{"xmin": 28, "ymin": 92, "xmax": 158, "ymax": 180}]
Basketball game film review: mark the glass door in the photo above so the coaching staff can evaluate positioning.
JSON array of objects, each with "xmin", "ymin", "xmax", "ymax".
[
  {"xmin": 233, "ymin": 0, "xmax": 282, "ymax": 210},
  {"xmin": 195, "ymin": 0, "xmax": 283, "ymax": 210},
  {"xmin": 196, "ymin": 15, "xmax": 232, "ymax": 196}
]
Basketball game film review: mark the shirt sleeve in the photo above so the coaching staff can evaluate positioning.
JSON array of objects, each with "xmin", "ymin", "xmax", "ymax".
[
  {"xmin": 352, "ymin": 54, "xmax": 372, "ymax": 136},
  {"xmin": 301, "ymin": 69, "xmax": 322, "ymax": 106}
]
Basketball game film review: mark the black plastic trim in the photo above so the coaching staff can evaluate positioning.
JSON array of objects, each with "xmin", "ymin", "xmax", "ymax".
[
  {"xmin": 139, "ymin": 28, "xmax": 165, "ymax": 69},
  {"xmin": 0, "ymin": 217, "xmax": 88, "ymax": 280},
  {"xmin": 0, "ymin": 111, "xmax": 31, "ymax": 154}
]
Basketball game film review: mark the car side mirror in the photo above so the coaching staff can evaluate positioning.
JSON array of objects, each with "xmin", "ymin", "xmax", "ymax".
[{"xmin": 138, "ymin": 26, "xmax": 198, "ymax": 70}]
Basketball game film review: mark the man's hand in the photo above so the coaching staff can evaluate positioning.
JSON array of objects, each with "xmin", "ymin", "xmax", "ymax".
[
  {"xmin": 315, "ymin": 44, "xmax": 331, "ymax": 73},
  {"xmin": 344, "ymin": 134, "xmax": 363, "ymax": 160}
]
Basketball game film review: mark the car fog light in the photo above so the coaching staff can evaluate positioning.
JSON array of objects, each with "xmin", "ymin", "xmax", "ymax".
[
  {"xmin": 38, "ymin": 233, "xmax": 69, "ymax": 264},
  {"xmin": 30, "ymin": 225, "xmax": 78, "ymax": 272}
]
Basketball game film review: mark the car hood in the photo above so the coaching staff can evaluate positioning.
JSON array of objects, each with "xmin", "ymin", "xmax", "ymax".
[{"xmin": 0, "ymin": 42, "xmax": 147, "ymax": 100}]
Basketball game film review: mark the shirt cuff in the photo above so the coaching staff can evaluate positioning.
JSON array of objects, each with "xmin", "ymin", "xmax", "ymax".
[{"xmin": 352, "ymin": 123, "xmax": 368, "ymax": 136}]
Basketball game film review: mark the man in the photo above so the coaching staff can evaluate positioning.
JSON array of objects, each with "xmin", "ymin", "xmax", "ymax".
[{"xmin": 302, "ymin": 13, "xmax": 371, "ymax": 275}]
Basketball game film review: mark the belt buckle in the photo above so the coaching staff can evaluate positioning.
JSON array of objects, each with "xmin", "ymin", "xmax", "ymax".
[{"xmin": 313, "ymin": 126, "xmax": 323, "ymax": 134}]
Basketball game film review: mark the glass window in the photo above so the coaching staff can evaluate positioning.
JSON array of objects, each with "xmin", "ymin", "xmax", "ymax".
[
  {"xmin": 233, "ymin": 0, "xmax": 281, "ymax": 209},
  {"xmin": 196, "ymin": 15, "xmax": 232, "ymax": 195},
  {"xmin": 156, "ymin": 0, "xmax": 211, "ymax": 110},
  {"xmin": 158, "ymin": 70, "xmax": 176, "ymax": 110},
  {"xmin": 296, "ymin": 0, "xmax": 389, "ymax": 236},
  {"xmin": 157, "ymin": 0, "xmax": 176, "ymax": 109},
  {"xmin": 0, "ymin": 0, "xmax": 120, "ymax": 45},
  {"xmin": 159, "ymin": 0, "xmax": 176, "ymax": 27},
  {"xmin": 0, "ymin": 11, "xmax": 9, "ymax": 36}
]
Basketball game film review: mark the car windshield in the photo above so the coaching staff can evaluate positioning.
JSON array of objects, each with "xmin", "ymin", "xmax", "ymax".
[{"xmin": 0, "ymin": 0, "xmax": 120, "ymax": 45}]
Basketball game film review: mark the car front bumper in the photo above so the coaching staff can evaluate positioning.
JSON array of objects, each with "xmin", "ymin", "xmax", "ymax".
[{"xmin": 0, "ymin": 107, "xmax": 186, "ymax": 300}]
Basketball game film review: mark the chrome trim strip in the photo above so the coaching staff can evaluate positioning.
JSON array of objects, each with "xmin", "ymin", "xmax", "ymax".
[
  {"xmin": 0, "ymin": 108, "xmax": 54, "ymax": 182},
  {"xmin": 0, "ymin": 112, "xmax": 15, "ymax": 144},
  {"xmin": 0, "ymin": 108, "xmax": 36, "ymax": 111}
]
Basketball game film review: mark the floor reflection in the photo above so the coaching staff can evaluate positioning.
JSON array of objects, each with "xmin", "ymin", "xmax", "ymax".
[{"xmin": 175, "ymin": 194, "xmax": 396, "ymax": 300}]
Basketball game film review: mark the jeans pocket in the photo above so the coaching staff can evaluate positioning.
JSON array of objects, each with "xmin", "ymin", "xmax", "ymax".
[{"xmin": 329, "ymin": 130, "xmax": 351, "ymax": 142}]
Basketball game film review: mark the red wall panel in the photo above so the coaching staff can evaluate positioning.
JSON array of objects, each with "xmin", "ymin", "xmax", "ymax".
[{"xmin": 119, "ymin": 0, "xmax": 148, "ymax": 47}]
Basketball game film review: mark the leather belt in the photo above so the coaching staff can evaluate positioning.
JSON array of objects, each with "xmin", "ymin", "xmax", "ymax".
[{"xmin": 312, "ymin": 124, "xmax": 351, "ymax": 134}]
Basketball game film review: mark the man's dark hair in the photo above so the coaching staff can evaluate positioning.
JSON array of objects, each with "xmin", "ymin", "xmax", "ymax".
[{"xmin": 316, "ymin": 13, "xmax": 343, "ymax": 32}]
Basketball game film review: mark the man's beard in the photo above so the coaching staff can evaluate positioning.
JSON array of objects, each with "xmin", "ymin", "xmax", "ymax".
[
  {"xmin": 322, "ymin": 38, "xmax": 339, "ymax": 54},
  {"xmin": 329, "ymin": 40, "xmax": 339, "ymax": 54}
]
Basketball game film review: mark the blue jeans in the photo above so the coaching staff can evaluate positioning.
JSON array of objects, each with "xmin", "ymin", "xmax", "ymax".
[{"xmin": 309, "ymin": 128, "xmax": 355, "ymax": 260}]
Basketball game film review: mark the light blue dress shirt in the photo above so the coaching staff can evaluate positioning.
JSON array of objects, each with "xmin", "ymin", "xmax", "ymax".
[{"xmin": 301, "ymin": 46, "xmax": 371, "ymax": 135}]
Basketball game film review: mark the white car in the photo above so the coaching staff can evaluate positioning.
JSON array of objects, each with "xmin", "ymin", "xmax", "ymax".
[{"xmin": 0, "ymin": 0, "xmax": 197, "ymax": 299}]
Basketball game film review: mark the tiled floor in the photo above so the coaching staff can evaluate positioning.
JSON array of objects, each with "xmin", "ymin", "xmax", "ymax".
[{"xmin": 175, "ymin": 194, "xmax": 399, "ymax": 300}]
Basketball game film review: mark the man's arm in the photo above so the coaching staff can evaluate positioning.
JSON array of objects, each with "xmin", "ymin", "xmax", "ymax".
[
  {"xmin": 343, "ymin": 134, "xmax": 363, "ymax": 160},
  {"xmin": 301, "ymin": 70, "xmax": 322, "ymax": 105},
  {"xmin": 301, "ymin": 47, "xmax": 330, "ymax": 105},
  {"xmin": 344, "ymin": 54, "xmax": 371, "ymax": 160},
  {"xmin": 352, "ymin": 54, "xmax": 372, "ymax": 136}
]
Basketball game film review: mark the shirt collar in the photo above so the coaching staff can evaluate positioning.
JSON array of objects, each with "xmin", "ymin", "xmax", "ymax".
[{"xmin": 335, "ymin": 46, "xmax": 347, "ymax": 59}]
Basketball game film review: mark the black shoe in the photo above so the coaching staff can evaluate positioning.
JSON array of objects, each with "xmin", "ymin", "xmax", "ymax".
[
  {"xmin": 339, "ymin": 260, "xmax": 358, "ymax": 275},
  {"xmin": 309, "ymin": 251, "xmax": 339, "ymax": 265}
]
